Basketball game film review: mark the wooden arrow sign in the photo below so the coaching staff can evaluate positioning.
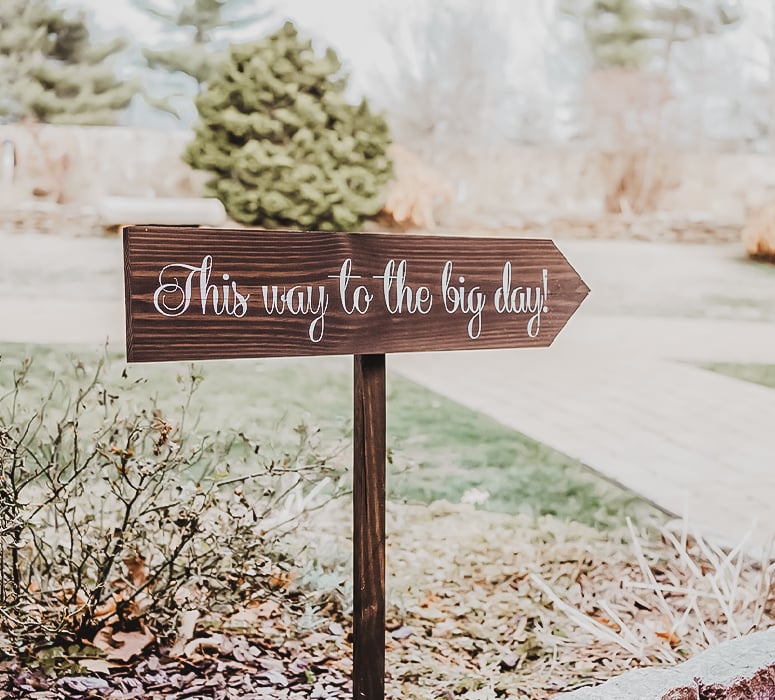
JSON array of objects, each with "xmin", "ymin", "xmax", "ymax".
[
  {"xmin": 124, "ymin": 224, "xmax": 589, "ymax": 700},
  {"xmin": 124, "ymin": 226, "xmax": 589, "ymax": 362}
]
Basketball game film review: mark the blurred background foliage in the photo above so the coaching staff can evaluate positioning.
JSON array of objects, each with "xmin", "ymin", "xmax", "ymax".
[
  {"xmin": 2, "ymin": 0, "xmax": 770, "ymax": 147},
  {"xmin": 3, "ymin": 0, "xmax": 775, "ymax": 232},
  {"xmin": 184, "ymin": 21, "xmax": 392, "ymax": 230},
  {"xmin": 0, "ymin": 0, "xmax": 138, "ymax": 125}
]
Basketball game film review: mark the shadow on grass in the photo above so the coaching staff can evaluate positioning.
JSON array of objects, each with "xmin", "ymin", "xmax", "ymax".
[{"xmin": 702, "ymin": 362, "xmax": 775, "ymax": 390}]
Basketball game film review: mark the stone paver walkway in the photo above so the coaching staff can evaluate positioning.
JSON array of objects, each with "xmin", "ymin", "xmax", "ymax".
[
  {"xmin": 390, "ymin": 320, "xmax": 775, "ymax": 550},
  {"xmin": 1, "ymin": 232, "xmax": 774, "ymax": 550},
  {"xmin": 391, "ymin": 242, "xmax": 775, "ymax": 552}
]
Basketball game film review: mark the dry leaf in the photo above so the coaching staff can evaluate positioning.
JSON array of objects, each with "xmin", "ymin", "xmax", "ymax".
[
  {"xmin": 592, "ymin": 614, "xmax": 621, "ymax": 631},
  {"xmin": 247, "ymin": 600, "xmax": 280, "ymax": 618},
  {"xmin": 225, "ymin": 607, "xmax": 269, "ymax": 632},
  {"xmin": 655, "ymin": 628, "xmax": 680, "ymax": 646},
  {"xmin": 105, "ymin": 628, "xmax": 154, "ymax": 662},
  {"xmin": 268, "ymin": 570, "xmax": 296, "ymax": 590},
  {"xmin": 170, "ymin": 609, "xmax": 201, "ymax": 658},
  {"xmin": 59, "ymin": 677, "xmax": 110, "ymax": 693},
  {"xmin": 78, "ymin": 658, "xmax": 113, "ymax": 674},
  {"xmin": 93, "ymin": 597, "xmax": 117, "ymax": 619},
  {"xmin": 92, "ymin": 627, "xmax": 114, "ymax": 654},
  {"xmin": 391, "ymin": 626, "xmax": 415, "ymax": 640},
  {"xmin": 500, "ymin": 651, "xmax": 519, "ymax": 670},
  {"xmin": 655, "ymin": 614, "xmax": 680, "ymax": 646},
  {"xmin": 183, "ymin": 634, "xmax": 223, "ymax": 659},
  {"xmin": 109, "ymin": 444, "xmax": 134, "ymax": 458},
  {"xmin": 123, "ymin": 555, "xmax": 149, "ymax": 588}
]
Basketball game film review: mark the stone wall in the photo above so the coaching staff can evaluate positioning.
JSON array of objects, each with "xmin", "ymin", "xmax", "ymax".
[
  {"xmin": 443, "ymin": 147, "xmax": 775, "ymax": 225},
  {"xmin": 1, "ymin": 124, "xmax": 774, "ymax": 224},
  {"xmin": 0, "ymin": 124, "xmax": 206, "ymax": 205}
]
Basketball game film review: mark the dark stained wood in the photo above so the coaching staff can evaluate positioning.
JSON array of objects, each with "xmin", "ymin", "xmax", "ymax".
[
  {"xmin": 123, "ymin": 226, "xmax": 589, "ymax": 362},
  {"xmin": 353, "ymin": 354, "xmax": 386, "ymax": 700}
]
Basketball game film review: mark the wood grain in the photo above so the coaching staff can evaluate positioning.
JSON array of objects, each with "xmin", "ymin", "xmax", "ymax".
[
  {"xmin": 124, "ymin": 226, "xmax": 589, "ymax": 362},
  {"xmin": 353, "ymin": 354, "xmax": 386, "ymax": 700}
]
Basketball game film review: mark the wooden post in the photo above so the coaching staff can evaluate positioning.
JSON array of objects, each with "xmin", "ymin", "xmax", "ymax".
[{"xmin": 353, "ymin": 354, "xmax": 386, "ymax": 700}]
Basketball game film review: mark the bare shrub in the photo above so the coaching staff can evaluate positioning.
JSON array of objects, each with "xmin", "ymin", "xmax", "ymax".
[
  {"xmin": 379, "ymin": 144, "xmax": 454, "ymax": 230},
  {"xmin": 0, "ymin": 353, "xmax": 346, "ymax": 649},
  {"xmin": 584, "ymin": 68, "xmax": 679, "ymax": 214},
  {"xmin": 742, "ymin": 199, "xmax": 775, "ymax": 262}
]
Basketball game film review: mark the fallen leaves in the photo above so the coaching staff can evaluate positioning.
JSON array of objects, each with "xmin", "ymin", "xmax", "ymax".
[
  {"xmin": 652, "ymin": 612, "xmax": 682, "ymax": 648},
  {"xmin": 2, "ymin": 501, "xmax": 773, "ymax": 699},
  {"xmin": 122, "ymin": 555, "xmax": 149, "ymax": 590},
  {"xmin": 3, "ymin": 630, "xmax": 352, "ymax": 700},
  {"xmin": 93, "ymin": 627, "xmax": 154, "ymax": 663},
  {"xmin": 76, "ymin": 658, "xmax": 113, "ymax": 674},
  {"xmin": 165, "ymin": 614, "xmax": 196, "ymax": 662},
  {"xmin": 268, "ymin": 569, "xmax": 297, "ymax": 590}
]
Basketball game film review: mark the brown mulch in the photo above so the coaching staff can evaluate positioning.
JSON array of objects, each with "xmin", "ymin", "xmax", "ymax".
[
  {"xmin": 2, "ymin": 502, "xmax": 773, "ymax": 699},
  {"xmin": 1, "ymin": 635, "xmax": 351, "ymax": 699}
]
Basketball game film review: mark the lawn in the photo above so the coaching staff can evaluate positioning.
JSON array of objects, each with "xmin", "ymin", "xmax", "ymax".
[
  {"xmin": 0, "ymin": 342, "xmax": 661, "ymax": 530},
  {"xmin": 703, "ymin": 362, "xmax": 775, "ymax": 389}
]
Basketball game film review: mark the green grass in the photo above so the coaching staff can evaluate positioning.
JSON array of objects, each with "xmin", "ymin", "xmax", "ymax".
[
  {"xmin": 0, "ymin": 343, "xmax": 662, "ymax": 530},
  {"xmin": 702, "ymin": 362, "xmax": 775, "ymax": 389},
  {"xmin": 385, "ymin": 377, "xmax": 659, "ymax": 526}
]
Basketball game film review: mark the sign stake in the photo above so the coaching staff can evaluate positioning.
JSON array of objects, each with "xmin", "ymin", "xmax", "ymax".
[{"xmin": 353, "ymin": 353, "xmax": 386, "ymax": 700}]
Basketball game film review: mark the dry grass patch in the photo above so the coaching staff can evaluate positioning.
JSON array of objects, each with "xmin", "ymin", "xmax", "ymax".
[{"xmin": 293, "ymin": 501, "xmax": 775, "ymax": 698}]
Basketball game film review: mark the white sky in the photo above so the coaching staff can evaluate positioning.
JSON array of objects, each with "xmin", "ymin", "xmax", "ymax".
[
  {"xmin": 51, "ymin": 0, "xmax": 560, "ymax": 124},
  {"xmin": 53, "ymin": 0, "xmax": 414, "ymax": 124},
  {"xmin": 53, "ymin": 0, "xmax": 558, "ymax": 84},
  {"xmin": 54, "ymin": 0, "xmax": 773, "ymax": 77},
  {"xmin": 52, "ymin": 0, "xmax": 775, "ymax": 133},
  {"xmin": 55, "ymin": 0, "xmax": 401, "ymax": 88}
]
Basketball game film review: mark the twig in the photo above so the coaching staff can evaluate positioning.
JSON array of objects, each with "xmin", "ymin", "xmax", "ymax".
[
  {"xmin": 530, "ymin": 572, "xmax": 644, "ymax": 659},
  {"xmin": 627, "ymin": 518, "xmax": 675, "ymax": 630}
]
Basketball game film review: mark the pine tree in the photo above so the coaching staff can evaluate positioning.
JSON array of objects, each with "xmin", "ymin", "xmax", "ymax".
[
  {"xmin": 185, "ymin": 22, "xmax": 393, "ymax": 232},
  {"xmin": 650, "ymin": 1, "xmax": 741, "ymax": 46},
  {"xmin": 136, "ymin": 0, "xmax": 271, "ymax": 88},
  {"xmin": 568, "ymin": 0, "xmax": 742, "ymax": 70},
  {"xmin": 584, "ymin": 0, "xmax": 655, "ymax": 69},
  {"xmin": 0, "ymin": 0, "xmax": 137, "ymax": 125}
]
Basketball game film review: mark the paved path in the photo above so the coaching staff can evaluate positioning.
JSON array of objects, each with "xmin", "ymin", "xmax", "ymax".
[
  {"xmin": 392, "ymin": 242, "xmax": 775, "ymax": 552},
  {"xmin": 391, "ymin": 321, "xmax": 775, "ymax": 550},
  {"xmin": 1, "ymin": 232, "xmax": 774, "ymax": 550}
]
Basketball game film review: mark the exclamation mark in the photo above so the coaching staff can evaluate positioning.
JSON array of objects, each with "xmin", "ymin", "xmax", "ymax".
[{"xmin": 542, "ymin": 268, "xmax": 549, "ymax": 313}]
